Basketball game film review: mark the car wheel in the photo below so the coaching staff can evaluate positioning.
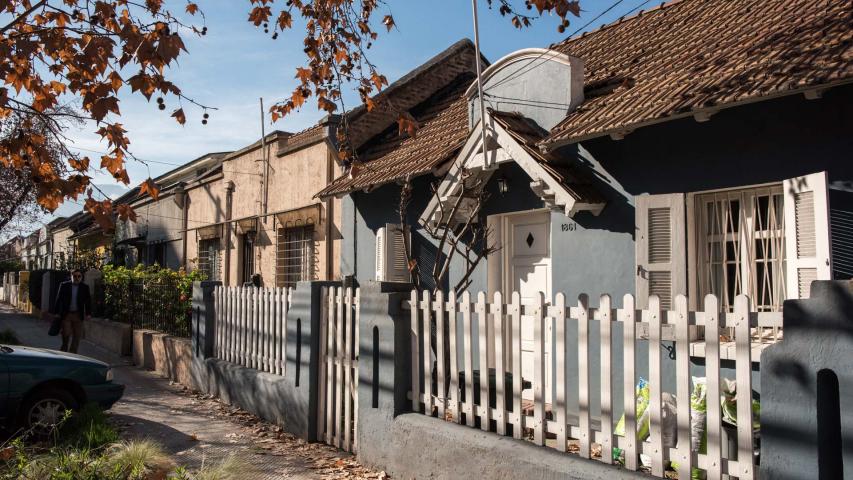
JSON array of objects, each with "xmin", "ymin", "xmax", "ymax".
[{"xmin": 20, "ymin": 388, "xmax": 78, "ymax": 436}]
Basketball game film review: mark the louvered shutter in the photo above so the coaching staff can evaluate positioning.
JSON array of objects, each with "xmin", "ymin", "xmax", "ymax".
[
  {"xmin": 376, "ymin": 224, "xmax": 411, "ymax": 283},
  {"xmin": 375, "ymin": 226, "xmax": 386, "ymax": 281},
  {"xmin": 635, "ymin": 193, "xmax": 686, "ymax": 309},
  {"xmin": 784, "ymin": 171, "xmax": 831, "ymax": 299}
]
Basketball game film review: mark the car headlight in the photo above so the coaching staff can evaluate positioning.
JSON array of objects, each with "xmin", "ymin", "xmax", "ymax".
[{"xmin": 105, "ymin": 368, "xmax": 114, "ymax": 382}]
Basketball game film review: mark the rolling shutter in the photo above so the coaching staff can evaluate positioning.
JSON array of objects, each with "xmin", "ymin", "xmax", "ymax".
[
  {"xmin": 784, "ymin": 171, "xmax": 831, "ymax": 298},
  {"xmin": 375, "ymin": 224, "xmax": 410, "ymax": 283},
  {"xmin": 635, "ymin": 193, "xmax": 686, "ymax": 309}
]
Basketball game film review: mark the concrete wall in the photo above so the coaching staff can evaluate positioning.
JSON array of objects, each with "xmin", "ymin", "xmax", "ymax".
[
  {"xmin": 85, "ymin": 317, "xmax": 132, "ymax": 356},
  {"xmin": 132, "ymin": 328, "xmax": 195, "ymax": 389},
  {"xmin": 761, "ymin": 281, "xmax": 853, "ymax": 480},
  {"xmin": 191, "ymin": 280, "xmax": 336, "ymax": 440}
]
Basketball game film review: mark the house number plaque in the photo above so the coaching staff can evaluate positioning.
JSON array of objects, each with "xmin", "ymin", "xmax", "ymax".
[{"xmin": 561, "ymin": 222, "xmax": 577, "ymax": 232}]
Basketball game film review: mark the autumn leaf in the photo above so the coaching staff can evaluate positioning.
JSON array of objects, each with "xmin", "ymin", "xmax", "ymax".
[
  {"xmin": 139, "ymin": 178, "xmax": 160, "ymax": 200},
  {"xmin": 397, "ymin": 112, "xmax": 419, "ymax": 138},
  {"xmin": 382, "ymin": 15, "xmax": 395, "ymax": 32},
  {"xmin": 171, "ymin": 108, "xmax": 186, "ymax": 125},
  {"xmin": 186, "ymin": 2, "xmax": 199, "ymax": 15},
  {"xmin": 277, "ymin": 11, "xmax": 293, "ymax": 30}
]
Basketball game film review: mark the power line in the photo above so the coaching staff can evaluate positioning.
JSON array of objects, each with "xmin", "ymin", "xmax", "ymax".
[{"xmin": 487, "ymin": 0, "xmax": 628, "ymax": 92}]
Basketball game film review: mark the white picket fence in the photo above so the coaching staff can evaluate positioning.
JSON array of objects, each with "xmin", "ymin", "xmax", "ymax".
[
  {"xmin": 407, "ymin": 290, "xmax": 783, "ymax": 480},
  {"xmin": 317, "ymin": 286, "xmax": 360, "ymax": 453},
  {"xmin": 213, "ymin": 285, "xmax": 293, "ymax": 375}
]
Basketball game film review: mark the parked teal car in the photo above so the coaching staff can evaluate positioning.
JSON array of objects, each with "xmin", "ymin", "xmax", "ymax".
[{"xmin": 0, "ymin": 345, "xmax": 124, "ymax": 434}]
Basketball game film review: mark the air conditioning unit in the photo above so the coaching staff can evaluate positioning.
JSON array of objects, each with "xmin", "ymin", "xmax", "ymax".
[{"xmin": 376, "ymin": 223, "xmax": 411, "ymax": 283}]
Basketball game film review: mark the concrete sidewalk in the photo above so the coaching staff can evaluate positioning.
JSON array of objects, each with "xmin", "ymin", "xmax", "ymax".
[{"xmin": 0, "ymin": 304, "xmax": 375, "ymax": 479}]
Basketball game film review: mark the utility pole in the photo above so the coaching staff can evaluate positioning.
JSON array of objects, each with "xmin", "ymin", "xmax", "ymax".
[{"xmin": 471, "ymin": 0, "xmax": 492, "ymax": 169}]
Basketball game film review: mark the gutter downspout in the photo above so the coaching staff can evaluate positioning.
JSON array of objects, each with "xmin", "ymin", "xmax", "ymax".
[
  {"xmin": 224, "ymin": 180, "xmax": 235, "ymax": 285},
  {"xmin": 178, "ymin": 185, "xmax": 189, "ymax": 270},
  {"xmin": 325, "ymin": 147, "xmax": 334, "ymax": 281}
]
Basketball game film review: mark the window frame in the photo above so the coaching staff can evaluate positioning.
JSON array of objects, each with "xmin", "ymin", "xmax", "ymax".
[
  {"xmin": 275, "ymin": 224, "xmax": 316, "ymax": 288},
  {"xmin": 687, "ymin": 182, "xmax": 787, "ymax": 312}
]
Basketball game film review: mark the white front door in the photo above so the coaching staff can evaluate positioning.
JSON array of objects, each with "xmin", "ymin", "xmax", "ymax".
[{"xmin": 501, "ymin": 210, "xmax": 552, "ymax": 402}]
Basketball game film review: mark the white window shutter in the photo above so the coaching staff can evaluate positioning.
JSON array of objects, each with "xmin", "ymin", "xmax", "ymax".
[
  {"xmin": 375, "ymin": 226, "xmax": 386, "ymax": 281},
  {"xmin": 784, "ymin": 171, "xmax": 831, "ymax": 299},
  {"xmin": 376, "ymin": 224, "xmax": 411, "ymax": 283},
  {"xmin": 635, "ymin": 193, "xmax": 686, "ymax": 310}
]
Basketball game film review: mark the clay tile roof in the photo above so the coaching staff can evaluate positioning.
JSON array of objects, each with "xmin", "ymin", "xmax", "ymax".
[
  {"xmin": 317, "ymin": 73, "xmax": 474, "ymax": 198},
  {"xmin": 543, "ymin": 0, "xmax": 853, "ymax": 148}
]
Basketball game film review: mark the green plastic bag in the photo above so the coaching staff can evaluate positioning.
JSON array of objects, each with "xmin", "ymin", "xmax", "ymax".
[{"xmin": 612, "ymin": 378, "xmax": 650, "ymax": 464}]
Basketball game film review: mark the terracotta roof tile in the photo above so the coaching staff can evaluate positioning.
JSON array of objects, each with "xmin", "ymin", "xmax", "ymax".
[
  {"xmin": 543, "ymin": 0, "xmax": 853, "ymax": 147},
  {"xmin": 317, "ymin": 73, "xmax": 474, "ymax": 198}
]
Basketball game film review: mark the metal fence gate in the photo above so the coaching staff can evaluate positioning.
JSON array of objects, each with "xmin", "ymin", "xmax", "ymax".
[{"xmin": 317, "ymin": 286, "xmax": 360, "ymax": 453}]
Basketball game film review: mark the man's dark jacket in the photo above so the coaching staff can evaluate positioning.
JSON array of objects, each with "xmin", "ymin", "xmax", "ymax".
[{"xmin": 54, "ymin": 280, "xmax": 92, "ymax": 320}]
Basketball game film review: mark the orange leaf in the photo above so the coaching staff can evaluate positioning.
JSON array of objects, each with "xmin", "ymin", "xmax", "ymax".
[
  {"xmin": 186, "ymin": 2, "xmax": 199, "ymax": 15},
  {"xmin": 139, "ymin": 178, "xmax": 160, "ymax": 200},
  {"xmin": 382, "ymin": 15, "xmax": 395, "ymax": 32},
  {"xmin": 171, "ymin": 108, "xmax": 186, "ymax": 125}
]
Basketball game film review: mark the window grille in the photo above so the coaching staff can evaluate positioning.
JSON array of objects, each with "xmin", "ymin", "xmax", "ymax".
[
  {"xmin": 198, "ymin": 238, "xmax": 221, "ymax": 281},
  {"xmin": 696, "ymin": 186, "xmax": 786, "ymax": 312},
  {"xmin": 276, "ymin": 225, "xmax": 315, "ymax": 288}
]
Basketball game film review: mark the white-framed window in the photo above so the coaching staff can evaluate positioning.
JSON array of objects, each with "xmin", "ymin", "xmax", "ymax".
[{"xmin": 635, "ymin": 171, "xmax": 831, "ymax": 311}]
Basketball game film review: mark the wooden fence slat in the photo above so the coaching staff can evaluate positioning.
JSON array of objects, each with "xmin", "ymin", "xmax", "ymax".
[
  {"xmin": 214, "ymin": 287, "xmax": 221, "ymax": 359},
  {"xmin": 334, "ymin": 287, "xmax": 345, "ymax": 448},
  {"xmin": 277, "ymin": 287, "xmax": 284, "ymax": 375},
  {"xmin": 448, "ymin": 291, "xmax": 460, "ymax": 424},
  {"xmin": 229, "ymin": 287, "xmax": 236, "ymax": 364},
  {"xmin": 476, "ymin": 292, "xmax": 491, "ymax": 431},
  {"xmin": 705, "ymin": 295, "xmax": 722, "ymax": 480},
  {"xmin": 410, "ymin": 290, "xmax": 420, "ymax": 413},
  {"xmin": 353, "ymin": 288, "xmax": 360, "ymax": 454},
  {"xmin": 263, "ymin": 288, "xmax": 270, "ymax": 372},
  {"xmin": 554, "ymin": 293, "xmax": 567, "ymax": 452},
  {"xmin": 343, "ymin": 287, "xmax": 353, "ymax": 451},
  {"xmin": 493, "ymin": 292, "xmax": 506, "ymax": 435},
  {"xmin": 422, "ymin": 290, "xmax": 433, "ymax": 415},
  {"xmin": 510, "ymin": 292, "xmax": 522, "ymax": 439},
  {"xmin": 621, "ymin": 294, "xmax": 638, "ymax": 470},
  {"xmin": 326, "ymin": 287, "xmax": 336, "ymax": 444},
  {"xmin": 648, "ymin": 295, "xmax": 665, "ymax": 476},
  {"xmin": 577, "ymin": 294, "xmax": 591, "ymax": 456},
  {"xmin": 734, "ymin": 295, "xmax": 755, "ymax": 480},
  {"xmin": 241, "ymin": 287, "xmax": 248, "ymax": 367},
  {"xmin": 462, "ymin": 291, "xmax": 475, "ymax": 427},
  {"xmin": 434, "ymin": 290, "xmax": 446, "ymax": 419},
  {"xmin": 674, "ymin": 295, "xmax": 693, "ymax": 478},
  {"xmin": 599, "ymin": 294, "xmax": 613, "ymax": 464},
  {"xmin": 533, "ymin": 292, "xmax": 546, "ymax": 446},
  {"xmin": 268, "ymin": 288, "xmax": 274, "ymax": 372}
]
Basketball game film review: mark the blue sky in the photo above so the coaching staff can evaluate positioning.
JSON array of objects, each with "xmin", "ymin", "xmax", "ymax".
[{"xmin": 54, "ymin": 0, "xmax": 663, "ymax": 218}]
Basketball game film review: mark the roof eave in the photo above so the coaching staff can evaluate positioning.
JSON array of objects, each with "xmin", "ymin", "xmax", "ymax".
[{"xmin": 540, "ymin": 78, "xmax": 853, "ymax": 152}]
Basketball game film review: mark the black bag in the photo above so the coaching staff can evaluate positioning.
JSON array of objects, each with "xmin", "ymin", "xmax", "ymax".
[{"xmin": 48, "ymin": 315, "xmax": 62, "ymax": 336}]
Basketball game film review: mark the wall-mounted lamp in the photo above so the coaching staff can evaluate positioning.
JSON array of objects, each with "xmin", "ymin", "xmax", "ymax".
[{"xmin": 497, "ymin": 175, "xmax": 509, "ymax": 194}]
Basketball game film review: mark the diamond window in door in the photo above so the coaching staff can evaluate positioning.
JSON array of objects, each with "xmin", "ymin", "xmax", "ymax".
[{"xmin": 513, "ymin": 222, "xmax": 548, "ymax": 257}]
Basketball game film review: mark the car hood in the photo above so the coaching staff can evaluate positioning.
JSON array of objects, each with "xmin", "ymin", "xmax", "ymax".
[{"xmin": 1, "ymin": 345, "xmax": 108, "ymax": 368}]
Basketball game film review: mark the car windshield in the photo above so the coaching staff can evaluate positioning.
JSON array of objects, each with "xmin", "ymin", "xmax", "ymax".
[{"xmin": 0, "ymin": 345, "xmax": 14, "ymax": 353}]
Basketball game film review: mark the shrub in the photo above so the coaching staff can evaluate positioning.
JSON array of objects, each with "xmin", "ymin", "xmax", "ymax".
[{"xmin": 101, "ymin": 265, "xmax": 206, "ymax": 336}]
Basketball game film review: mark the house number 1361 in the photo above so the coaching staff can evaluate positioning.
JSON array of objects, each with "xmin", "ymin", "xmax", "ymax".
[{"xmin": 561, "ymin": 223, "xmax": 576, "ymax": 232}]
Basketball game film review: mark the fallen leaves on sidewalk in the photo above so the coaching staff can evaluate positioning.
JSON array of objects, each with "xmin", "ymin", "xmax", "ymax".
[{"xmin": 169, "ymin": 386, "xmax": 387, "ymax": 479}]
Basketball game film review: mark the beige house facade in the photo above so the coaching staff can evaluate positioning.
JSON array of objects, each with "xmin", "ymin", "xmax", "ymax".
[{"xmin": 185, "ymin": 118, "xmax": 343, "ymax": 287}]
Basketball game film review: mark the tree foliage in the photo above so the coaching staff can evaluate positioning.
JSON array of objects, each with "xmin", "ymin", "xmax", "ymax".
[
  {"xmin": 250, "ymin": 0, "xmax": 580, "ymax": 161},
  {"xmin": 0, "ymin": 0, "xmax": 580, "ymax": 224},
  {"xmin": 0, "ymin": 0, "xmax": 210, "ymax": 228}
]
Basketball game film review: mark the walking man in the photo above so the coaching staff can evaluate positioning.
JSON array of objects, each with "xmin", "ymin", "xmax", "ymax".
[{"xmin": 54, "ymin": 269, "xmax": 91, "ymax": 353}]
